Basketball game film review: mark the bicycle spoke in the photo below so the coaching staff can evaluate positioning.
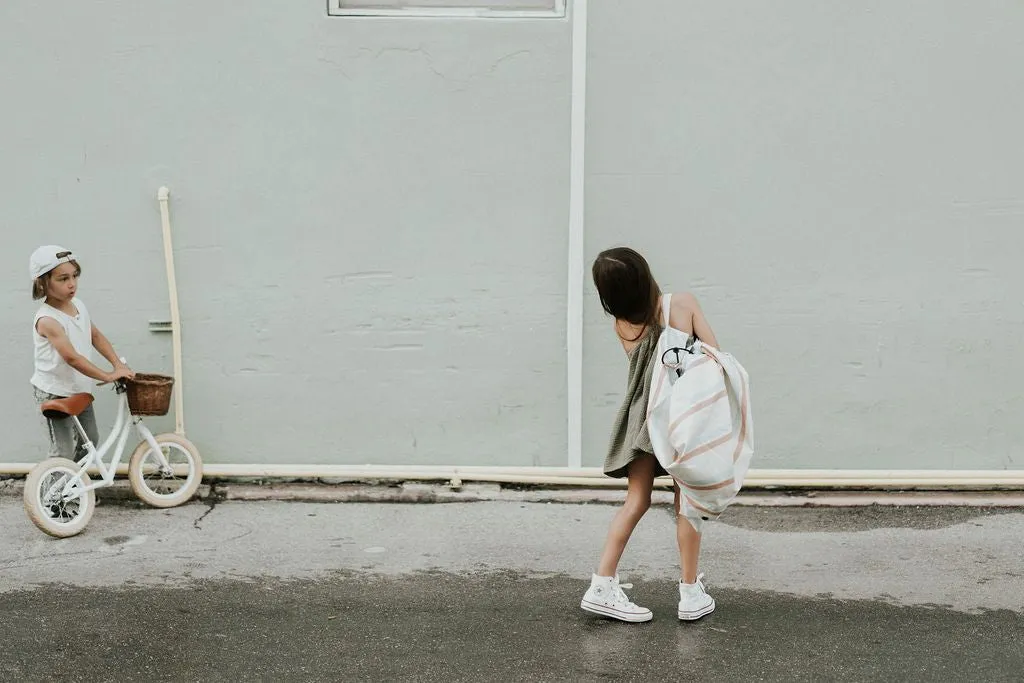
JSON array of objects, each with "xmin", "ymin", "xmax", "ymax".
[
  {"xmin": 40, "ymin": 470, "xmax": 84, "ymax": 523},
  {"xmin": 141, "ymin": 445, "xmax": 193, "ymax": 497}
]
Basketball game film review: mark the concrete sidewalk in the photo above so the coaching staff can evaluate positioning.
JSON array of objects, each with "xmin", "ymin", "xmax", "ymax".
[
  {"xmin": 2, "ymin": 497, "xmax": 1022, "ymax": 681},
  {"xmin": 4, "ymin": 474, "xmax": 1024, "ymax": 508}
]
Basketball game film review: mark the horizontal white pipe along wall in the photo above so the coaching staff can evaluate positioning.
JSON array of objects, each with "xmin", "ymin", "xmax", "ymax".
[{"xmin": 3, "ymin": 464, "xmax": 1023, "ymax": 489}]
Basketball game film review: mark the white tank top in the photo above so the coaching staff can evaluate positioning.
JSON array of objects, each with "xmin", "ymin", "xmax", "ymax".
[{"xmin": 31, "ymin": 298, "xmax": 95, "ymax": 397}]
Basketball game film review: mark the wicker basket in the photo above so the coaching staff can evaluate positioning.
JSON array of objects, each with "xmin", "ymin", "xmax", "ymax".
[{"xmin": 125, "ymin": 373, "xmax": 175, "ymax": 416}]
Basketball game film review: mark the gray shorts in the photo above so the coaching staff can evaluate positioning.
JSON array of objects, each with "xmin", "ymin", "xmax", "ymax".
[{"xmin": 33, "ymin": 387, "xmax": 100, "ymax": 463}]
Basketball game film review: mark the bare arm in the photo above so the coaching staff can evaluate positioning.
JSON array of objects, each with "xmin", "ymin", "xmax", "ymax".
[
  {"xmin": 36, "ymin": 318, "xmax": 132, "ymax": 384},
  {"xmin": 91, "ymin": 324, "xmax": 132, "ymax": 374},
  {"xmin": 672, "ymin": 292, "xmax": 719, "ymax": 349}
]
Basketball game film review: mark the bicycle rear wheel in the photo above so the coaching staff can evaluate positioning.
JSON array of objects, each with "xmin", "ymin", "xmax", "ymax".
[{"xmin": 23, "ymin": 457, "xmax": 96, "ymax": 538}]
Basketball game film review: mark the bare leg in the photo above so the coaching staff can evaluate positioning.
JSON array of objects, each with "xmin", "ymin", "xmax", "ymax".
[
  {"xmin": 596, "ymin": 454, "xmax": 657, "ymax": 577},
  {"xmin": 674, "ymin": 482, "xmax": 702, "ymax": 583}
]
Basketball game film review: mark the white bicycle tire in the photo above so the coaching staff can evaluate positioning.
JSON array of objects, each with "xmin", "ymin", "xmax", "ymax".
[
  {"xmin": 24, "ymin": 457, "xmax": 96, "ymax": 538},
  {"xmin": 128, "ymin": 433, "xmax": 203, "ymax": 508}
]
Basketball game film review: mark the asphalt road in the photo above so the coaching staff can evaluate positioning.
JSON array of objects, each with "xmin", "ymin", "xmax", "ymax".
[{"xmin": 2, "ymin": 496, "xmax": 1022, "ymax": 682}]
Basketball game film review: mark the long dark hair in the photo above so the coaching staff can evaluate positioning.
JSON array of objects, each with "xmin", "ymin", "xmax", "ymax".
[{"xmin": 592, "ymin": 247, "xmax": 661, "ymax": 341}]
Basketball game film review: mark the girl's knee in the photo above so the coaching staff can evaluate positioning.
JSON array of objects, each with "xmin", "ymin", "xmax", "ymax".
[{"xmin": 624, "ymin": 493, "xmax": 652, "ymax": 516}]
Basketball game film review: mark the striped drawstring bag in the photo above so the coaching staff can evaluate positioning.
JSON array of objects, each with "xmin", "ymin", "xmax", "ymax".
[{"xmin": 646, "ymin": 294, "xmax": 754, "ymax": 532}]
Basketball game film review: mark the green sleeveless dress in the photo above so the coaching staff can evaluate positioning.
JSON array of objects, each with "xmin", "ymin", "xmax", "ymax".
[{"xmin": 602, "ymin": 324, "xmax": 669, "ymax": 479}]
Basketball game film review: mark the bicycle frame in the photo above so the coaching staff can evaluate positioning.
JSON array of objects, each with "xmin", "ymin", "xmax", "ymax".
[{"xmin": 53, "ymin": 383, "xmax": 172, "ymax": 498}]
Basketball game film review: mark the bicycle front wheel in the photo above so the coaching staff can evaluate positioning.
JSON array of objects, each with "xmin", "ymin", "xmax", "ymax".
[
  {"xmin": 23, "ymin": 457, "xmax": 96, "ymax": 538},
  {"xmin": 128, "ymin": 433, "xmax": 203, "ymax": 508}
]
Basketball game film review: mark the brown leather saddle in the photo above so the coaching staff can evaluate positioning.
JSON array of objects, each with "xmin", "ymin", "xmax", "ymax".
[{"xmin": 40, "ymin": 393, "xmax": 94, "ymax": 420}]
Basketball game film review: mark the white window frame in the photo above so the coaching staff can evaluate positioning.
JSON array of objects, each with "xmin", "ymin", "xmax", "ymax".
[{"xmin": 328, "ymin": 0, "xmax": 566, "ymax": 19}]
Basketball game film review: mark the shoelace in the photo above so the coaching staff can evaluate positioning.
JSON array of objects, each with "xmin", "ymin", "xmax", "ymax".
[{"xmin": 614, "ymin": 581, "xmax": 638, "ymax": 607}]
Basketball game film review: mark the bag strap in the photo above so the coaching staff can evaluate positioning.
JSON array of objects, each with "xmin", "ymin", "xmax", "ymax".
[{"xmin": 663, "ymin": 293, "xmax": 698, "ymax": 349}]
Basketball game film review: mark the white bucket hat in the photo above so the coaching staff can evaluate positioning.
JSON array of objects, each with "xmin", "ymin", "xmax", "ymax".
[{"xmin": 30, "ymin": 245, "xmax": 78, "ymax": 280}]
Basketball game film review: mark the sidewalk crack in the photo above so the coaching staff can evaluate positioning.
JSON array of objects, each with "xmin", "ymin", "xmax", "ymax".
[{"xmin": 194, "ymin": 482, "xmax": 224, "ymax": 530}]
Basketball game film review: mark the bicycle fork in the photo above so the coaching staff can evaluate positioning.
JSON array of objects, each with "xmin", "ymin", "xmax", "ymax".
[{"xmin": 135, "ymin": 420, "xmax": 173, "ymax": 473}]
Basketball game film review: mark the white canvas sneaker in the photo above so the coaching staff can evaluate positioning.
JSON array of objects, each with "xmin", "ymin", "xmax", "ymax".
[
  {"xmin": 678, "ymin": 573, "xmax": 715, "ymax": 621},
  {"xmin": 580, "ymin": 574, "xmax": 653, "ymax": 623}
]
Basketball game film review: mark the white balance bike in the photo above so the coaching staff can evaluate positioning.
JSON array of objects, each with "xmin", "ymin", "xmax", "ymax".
[{"xmin": 24, "ymin": 368, "xmax": 203, "ymax": 538}]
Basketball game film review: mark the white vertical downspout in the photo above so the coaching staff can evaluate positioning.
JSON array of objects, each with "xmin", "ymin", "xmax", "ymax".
[
  {"xmin": 157, "ymin": 187, "xmax": 186, "ymax": 436},
  {"xmin": 567, "ymin": 0, "xmax": 588, "ymax": 468}
]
